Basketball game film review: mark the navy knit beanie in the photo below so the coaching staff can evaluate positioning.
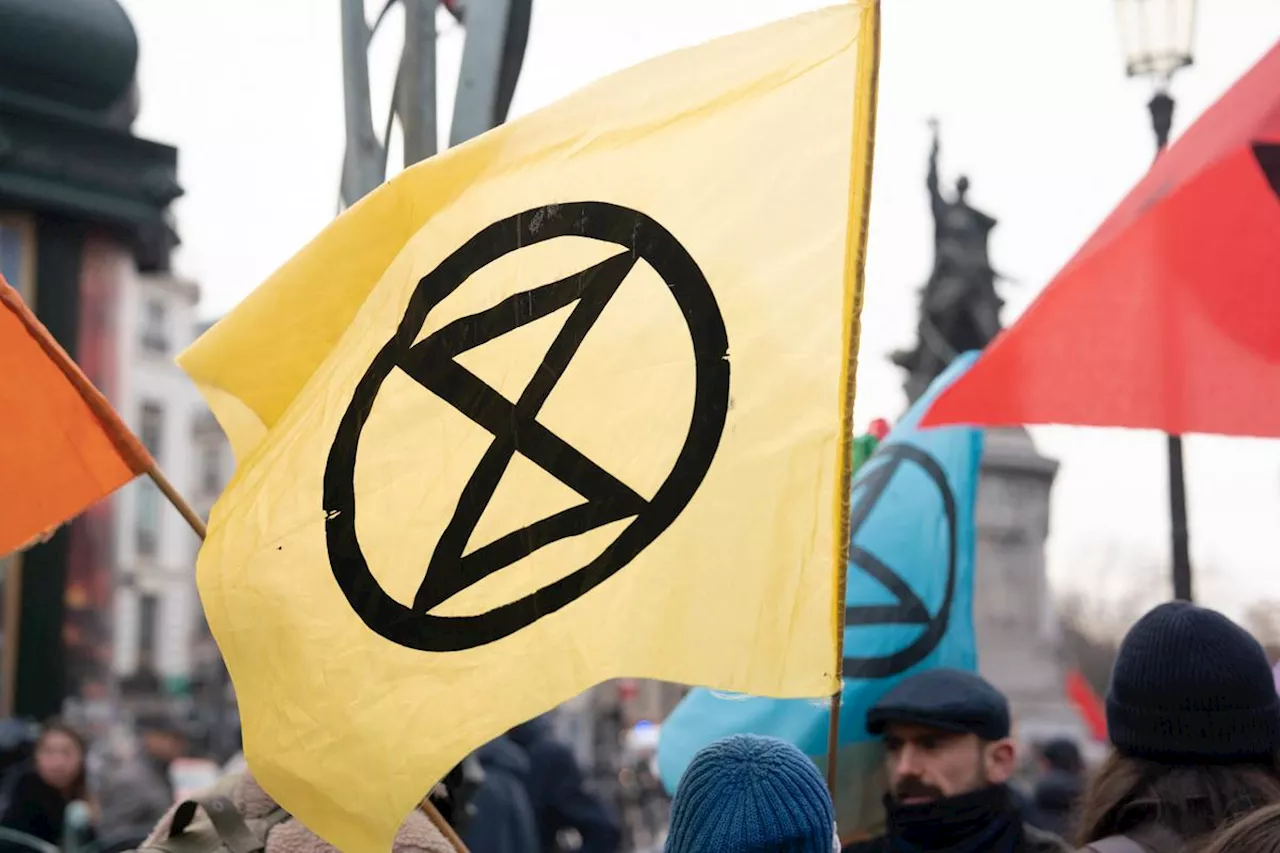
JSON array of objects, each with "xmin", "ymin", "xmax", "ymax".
[
  {"xmin": 1107, "ymin": 601, "xmax": 1280, "ymax": 764},
  {"xmin": 666, "ymin": 735, "xmax": 837, "ymax": 853}
]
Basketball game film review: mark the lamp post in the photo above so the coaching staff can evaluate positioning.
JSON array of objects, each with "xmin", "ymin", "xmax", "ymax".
[{"xmin": 1114, "ymin": 0, "xmax": 1197, "ymax": 601}]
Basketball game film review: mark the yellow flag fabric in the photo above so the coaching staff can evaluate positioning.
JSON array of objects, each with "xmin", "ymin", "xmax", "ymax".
[{"xmin": 183, "ymin": 4, "xmax": 878, "ymax": 850}]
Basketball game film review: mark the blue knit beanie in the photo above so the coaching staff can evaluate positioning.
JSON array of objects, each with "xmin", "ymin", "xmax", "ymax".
[{"xmin": 666, "ymin": 735, "xmax": 837, "ymax": 853}]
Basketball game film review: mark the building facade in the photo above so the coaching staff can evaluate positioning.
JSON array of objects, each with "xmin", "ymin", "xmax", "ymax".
[
  {"xmin": 110, "ymin": 272, "xmax": 220, "ymax": 700},
  {"xmin": 0, "ymin": 0, "xmax": 182, "ymax": 719}
]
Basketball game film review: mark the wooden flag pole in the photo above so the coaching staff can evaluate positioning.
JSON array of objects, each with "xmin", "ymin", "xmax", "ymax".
[
  {"xmin": 150, "ymin": 467, "xmax": 474, "ymax": 853},
  {"xmin": 826, "ymin": 0, "xmax": 881, "ymax": 798},
  {"xmin": 147, "ymin": 465, "xmax": 207, "ymax": 541},
  {"xmin": 824, "ymin": 686, "xmax": 844, "ymax": 788},
  {"xmin": 422, "ymin": 800, "xmax": 472, "ymax": 853},
  {"xmin": 825, "ymin": 685, "xmax": 844, "ymax": 795}
]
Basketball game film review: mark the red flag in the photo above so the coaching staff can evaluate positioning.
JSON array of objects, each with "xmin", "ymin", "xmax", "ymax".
[
  {"xmin": 0, "ymin": 275, "xmax": 152, "ymax": 555},
  {"xmin": 924, "ymin": 39, "xmax": 1280, "ymax": 437},
  {"xmin": 1065, "ymin": 667, "xmax": 1107, "ymax": 742}
]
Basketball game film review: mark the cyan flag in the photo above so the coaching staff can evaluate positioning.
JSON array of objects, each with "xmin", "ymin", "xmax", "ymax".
[{"xmin": 657, "ymin": 352, "xmax": 986, "ymax": 838}]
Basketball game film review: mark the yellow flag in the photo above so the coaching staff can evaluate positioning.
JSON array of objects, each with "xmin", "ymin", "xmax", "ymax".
[{"xmin": 183, "ymin": 3, "xmax": 878, "ymax": 850}]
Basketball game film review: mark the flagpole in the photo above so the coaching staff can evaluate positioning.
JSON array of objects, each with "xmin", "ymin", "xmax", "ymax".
[
  {"xmin": 147, "ymin": 465, "xmax": 207, "ymax": 540},
  {"xmin": 827, "ymin": 0, "xmax": 881, "ymax": 798},
  {"xmin": 422, "ymin": 800, "xmax": 472, "ymax": 853},
  {"xmin": 825, "ymin": 687, "xmax": 843, "ymax": 793}
]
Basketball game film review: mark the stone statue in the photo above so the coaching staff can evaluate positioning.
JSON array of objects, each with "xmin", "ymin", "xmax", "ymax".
[{"xmin": 893, "ymin": 119, "xmax": 1005, "ymax": 402}]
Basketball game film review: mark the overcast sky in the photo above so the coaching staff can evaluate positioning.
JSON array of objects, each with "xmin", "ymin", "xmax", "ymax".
[{"xmin": 117, "ymin": 0, "xmax": 1280, "ymax": 623}]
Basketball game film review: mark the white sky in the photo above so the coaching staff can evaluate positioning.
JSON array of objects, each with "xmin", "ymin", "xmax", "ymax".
[{"xmin": 117, "ymin": 0, "xmax": 1280, "ymax": 621}]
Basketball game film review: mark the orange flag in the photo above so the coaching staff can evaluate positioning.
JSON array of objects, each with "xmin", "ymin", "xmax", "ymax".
[{"xmin": 0, "ymin": 274, "xmax": 152, "ymax": 556}]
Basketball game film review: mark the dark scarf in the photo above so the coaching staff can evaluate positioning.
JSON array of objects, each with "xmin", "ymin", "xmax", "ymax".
[{"xmin": 885, "ymin": 784, "xmax": 1024, "ymax": 853}]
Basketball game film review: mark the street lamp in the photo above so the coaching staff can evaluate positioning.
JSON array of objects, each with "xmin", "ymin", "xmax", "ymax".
[
  {"xmin": 1113, "ymin": 0, "xmax": 1197, "ymax": 601},
  {"xmin": 1115, "ymin": 0, "xmax": 1196, "ymax": 83}
]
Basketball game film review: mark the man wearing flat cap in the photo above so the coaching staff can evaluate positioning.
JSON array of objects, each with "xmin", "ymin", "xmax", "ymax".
[{"xmin": 843, "ymin": 668, "xmax": 1070, "ymax": 853}]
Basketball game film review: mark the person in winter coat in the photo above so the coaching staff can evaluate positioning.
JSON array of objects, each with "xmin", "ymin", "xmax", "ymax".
[
  {"xmin": 507, "ymin": 716, "xmax": 620, "ymax": 853},
  {"xmin": 665, "ymin": 734, "xmax": 837, "ymax": 853},
  {"xmin": 0, "ymin": 720, "xmax": 38, "ymax": 818},
  {"xmin": 1075, "ymin": 602, "xmax": 1280, "ymax": 853},
  {"xmin": 462, "ymin": 736, "xmax": 539, "ymax": 853},
  {"xmin": 1026, "ymin": 739, "xmax": 1085, "ymax": 839},
  {"xmin": 94, "ymin": 716, "xmax": 188, "ymax": 852},
  {"xmin": 0, "ymin": 719, "xmax": 88, "ymax": 846},
  {"xmin": 842, "ymin": 669, "xmax": 1070, "ymax": 853},
  {"xmin": 143, "ymin": 769, "xmax": 453, "ymax": 853}
]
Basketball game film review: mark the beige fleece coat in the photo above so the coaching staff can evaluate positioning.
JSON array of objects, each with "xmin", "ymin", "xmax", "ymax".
[{"xmin": 144, "ymin": 771, "xmax": 453, "ymax": 853}]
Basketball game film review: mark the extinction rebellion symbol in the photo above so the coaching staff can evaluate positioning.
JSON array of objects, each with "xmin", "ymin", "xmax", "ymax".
[
  {"xmin": 323, "ymin": 201, "xmax": 730, "ymax": 652},
  {"xmin": 842, "ymin": 443, "xmax": 959, "ymax": 679}
]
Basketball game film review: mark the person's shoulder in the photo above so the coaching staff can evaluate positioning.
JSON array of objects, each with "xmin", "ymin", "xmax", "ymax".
[
  {"xmin": 523, "ymin": 734, "xmax": 574, "ymax": 768},
  {"xmin": 1023, "ymin": 822, "xmax": 1074, "ymax": 853},
  {"xmin": 6, "ymin": 768, "xmax": 39, "ymax": 790},
  {"xmin": 4, "ymin": 768, "xmax": 50, "ymax": 801}
]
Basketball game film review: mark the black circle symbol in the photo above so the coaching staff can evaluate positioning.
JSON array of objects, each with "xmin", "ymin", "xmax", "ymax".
[
  {"xmin": 323, "ymin": 201, "xmax": 730, "ymax": 652},
  {"xmin": 841, "ymin": 443, "xmax": 958, "ymax": 679}
]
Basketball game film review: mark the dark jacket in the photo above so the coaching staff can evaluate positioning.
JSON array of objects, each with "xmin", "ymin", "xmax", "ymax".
[
  {"xmin": 1025, "ymin": 770, "xmax": 1084, "ymax": 840},
  {"xmin": 0, "ymin": 768, "xmax": 71, "ymax": 845},
  {"xmin": 462, "ymin": 737, "xmax": 539, "ymax": 853},
  {"xmin": 844, "ymin": 822, "xmax": 1072, "ymax": 853},
  {"xmin": 507, "ymin": 718, "xmax": 620, "ymax": 853}
]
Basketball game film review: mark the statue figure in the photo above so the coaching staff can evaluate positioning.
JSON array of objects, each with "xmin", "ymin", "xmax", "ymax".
[{"xmin": 892, "ymin": 119, "xmax": 1006, "ymax": 402}]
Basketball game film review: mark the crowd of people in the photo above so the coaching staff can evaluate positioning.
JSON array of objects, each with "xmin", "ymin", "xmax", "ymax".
[
  {"xmin": 0, "ymin": 713, "xmax": 202, "ymax": 853},
  {"xmin": 0, "ymin": 710, "xmax": 622, "ymax": 853},
  {"xmin": 8, "ymin": 599, "xmax": 1280, "ymax": 853},
  {"xmin": 665, "ymin": 601, "xmax": 1280, "ymax": 853}
]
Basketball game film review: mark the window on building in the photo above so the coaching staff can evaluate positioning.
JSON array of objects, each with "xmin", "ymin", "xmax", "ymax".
[
  {"xmin": 139, "ymin": 402, "xmax": 163, "ymax": 461},
  {"xmin": 138, "ymin": 592, "xmax": 159, "ymax": 671},
  {"xmin": 136, "ymin": 481, "xmax": 160, "ymax": 557},
  {"xmin": 140, "ymin": 298, "xmax": 168, "ymax": 355},
  {"xmin": 201, "ymin": 446, "xmax": 222, "ymax": 495},
  {"xmin": 136, "ymin": 403, "xmax": 164, "ymax": 557}
]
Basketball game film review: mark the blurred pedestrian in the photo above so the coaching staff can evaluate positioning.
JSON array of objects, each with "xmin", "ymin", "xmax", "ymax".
[
  {"xmin": 1075, "ymin": 602, "xmax": 1280, "ymax": 852},
  {"xmin": 0, "ymin": 719, "xmax": 88, "ymax": 845},
  {"xmin": 0, "ymin": 720, "xmax": 39, "ymax": 818},
  {"xmin": 1026, "ymin": 738, "xmax": 1084, "ymax": 838},
  {"xmin": 665, "ymin": 734, "xmax": 836, "ymax": 853},
  {"xmin": 462, "ymin": 736, "xmax": 539, "ymax": 853},
  {"xmin": 843, "ymin": 668, "xmax": 1070, "ymax": 853},
  {"xmin": 94, "ymin": 715, "xmax": 187, "ymax": 853},
  {"xmin": 508, "ymin": 715, "xmax": 620, "ymax": 853}
]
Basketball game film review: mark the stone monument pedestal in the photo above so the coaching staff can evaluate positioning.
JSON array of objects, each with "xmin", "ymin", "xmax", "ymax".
[{"xmin": 974, "ymin": 428, "xmax": 1083, "ymax": 744}]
